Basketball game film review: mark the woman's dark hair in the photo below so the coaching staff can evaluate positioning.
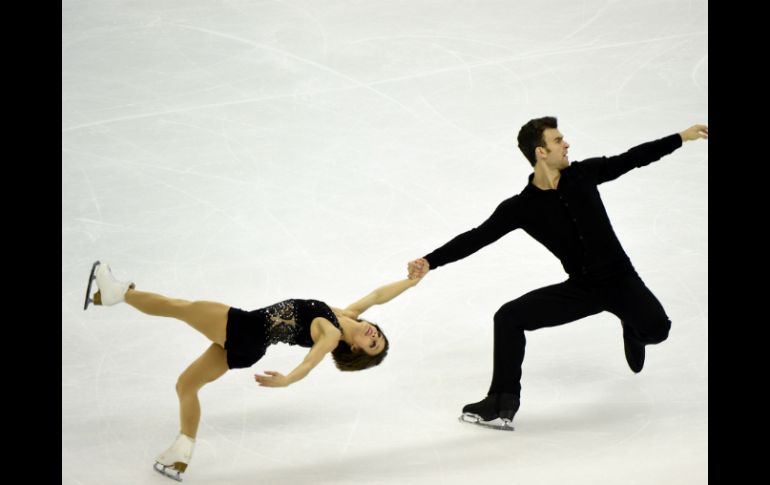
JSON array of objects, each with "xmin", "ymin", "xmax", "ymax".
[{"xmin": 331, "ymin": 322, "xmax": 389, "ymax": 371}]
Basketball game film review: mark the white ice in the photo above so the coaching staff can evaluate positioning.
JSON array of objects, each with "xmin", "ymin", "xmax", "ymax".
[{"xmin": 62, "ymin": 1, "xmax": 708, "ymax": 483}]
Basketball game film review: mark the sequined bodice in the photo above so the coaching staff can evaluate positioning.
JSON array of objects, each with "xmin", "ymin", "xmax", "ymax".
[{"xmin": 261, "ymin": 299, "xmax": 340, "ymax": 347}]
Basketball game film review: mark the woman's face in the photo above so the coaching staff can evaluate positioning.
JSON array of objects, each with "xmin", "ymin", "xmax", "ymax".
[{"xmin": 351, "ymin": 320, "xmax": 385, "ymax": 355}]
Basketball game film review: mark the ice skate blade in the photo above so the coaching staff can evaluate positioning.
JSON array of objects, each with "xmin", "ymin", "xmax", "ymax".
[
  {"xmin": 154, "ymin": 462, "xmax": 185, "ymax": 482},
  {"xmin": 83, "ymin": 261, "xmax": 101, "ymax": 310},
  {"xmin": 458, "ymin": 413, "xmax": 514, "ymax": 431}
]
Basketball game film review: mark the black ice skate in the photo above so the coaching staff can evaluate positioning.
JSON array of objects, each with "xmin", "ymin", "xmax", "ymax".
[{"xmin": 458, "ymin": 393, "xmax": 519, "ymax": 431}]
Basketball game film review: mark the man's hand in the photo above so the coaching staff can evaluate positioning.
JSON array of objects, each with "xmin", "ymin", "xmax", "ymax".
[
  {"xmin": 254, "ymin": 371, "xmax": 291, "ymax": 387},
  {"xmin": 408, "ymin": 258, "xmax": 431, "ymax": 279},
  {"xmin": 679, "ymin": 124, "xmax": 708, "ymax": 142}
]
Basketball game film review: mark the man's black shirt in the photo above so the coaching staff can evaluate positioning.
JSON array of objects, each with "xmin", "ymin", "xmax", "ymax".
[{"xmin": 423, "ymin": 134, "xmax": 683, "ymax": 279}]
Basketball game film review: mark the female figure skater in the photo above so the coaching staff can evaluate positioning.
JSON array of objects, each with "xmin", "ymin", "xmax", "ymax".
[{"xmin": 83, "ymin": 261, "xmax": 421, "ymax": 481}]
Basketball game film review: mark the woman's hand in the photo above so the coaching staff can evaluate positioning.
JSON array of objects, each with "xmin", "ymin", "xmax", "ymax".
[
  {"xmin": 254, "ymin": 370, "xmax": 291, "ymax": 387},
  {"xmin": 408, "ymin": 258, "xmax": 430, "ymax": 279}
]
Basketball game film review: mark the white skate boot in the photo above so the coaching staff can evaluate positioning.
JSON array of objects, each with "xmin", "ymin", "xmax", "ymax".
[
  {"xmin": 85, "ymin": 262, "xmax": 134, "ymax": 308},
  {"xmin": 153, "ymin": 433, "xmax": 195, "ymax": 482}
]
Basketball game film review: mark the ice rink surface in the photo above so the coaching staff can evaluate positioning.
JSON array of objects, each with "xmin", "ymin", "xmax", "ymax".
[{"xmin": 62, "ymin": 1, "xmax": 707, "ymax": 483}]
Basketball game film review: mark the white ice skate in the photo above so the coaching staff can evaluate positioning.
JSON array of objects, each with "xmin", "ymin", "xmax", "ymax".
[
  {"xmin": 83, "ymin": 261, "xmax": 134, "ymax": 309},
  {"xmin": 153, "ymin": 434, "xmax": 195, "ymax": 482}
]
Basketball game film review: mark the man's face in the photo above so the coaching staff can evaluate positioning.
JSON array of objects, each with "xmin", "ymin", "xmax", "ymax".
[{"xmin": 539, "ymin": 128, "xmax": 570, "ymax": 169}]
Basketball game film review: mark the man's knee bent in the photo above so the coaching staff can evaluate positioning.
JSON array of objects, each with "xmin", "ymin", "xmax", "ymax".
[
  {"xmin": 494, "ymin": 304, "xmax": 525, "ymax": 330},
  {"xmin": 641, "ymin": 318, "xmax": 671, "ymax": 345}
]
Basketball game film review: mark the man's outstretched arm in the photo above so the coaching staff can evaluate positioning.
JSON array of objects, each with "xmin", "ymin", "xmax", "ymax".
[
  {"xmin": 581, "ymin": 123, "xmax": 708, "ymax": 184},
  {"xmin": 407, "ymin": 197, "xmax": 522, "ymax": 279}
]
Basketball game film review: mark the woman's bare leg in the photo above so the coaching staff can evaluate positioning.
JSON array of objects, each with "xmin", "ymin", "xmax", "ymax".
[
  {"xmin": 175, "ymin": 343, "xmax": 230, "ymax": 438},
  {"xmin": 124, "ymin": 289, "xmax": 228, "ymax": 347}
]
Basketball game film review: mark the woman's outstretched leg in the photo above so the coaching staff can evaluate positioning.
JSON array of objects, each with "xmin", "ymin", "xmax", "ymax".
[
  {"xmin": 91, "ymin": 262, "xmax": 230, "ymax": 346},
  {"xmin": 124, "ymin": 289, "xmax": 229, "ymax": 347}
]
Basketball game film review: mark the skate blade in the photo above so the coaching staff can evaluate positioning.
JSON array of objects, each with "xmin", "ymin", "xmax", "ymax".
[
  {"xmin": 83, "ymin": 261, "xmax": 101, "ymax": 310},
  {"xmin": 153, "ymin": 462, "xmax": 184, "ymax": 482},
  {"xmin": 458, "ymin": 413, "xmax": 514, "ymax": 431}
]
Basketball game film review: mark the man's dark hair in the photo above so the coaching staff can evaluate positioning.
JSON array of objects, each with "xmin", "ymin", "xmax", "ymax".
[{"xmin": 517, "ymin": 116, "xmax": 558, "ymax": 167}]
